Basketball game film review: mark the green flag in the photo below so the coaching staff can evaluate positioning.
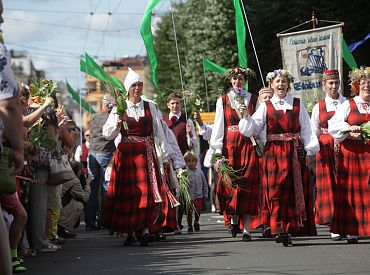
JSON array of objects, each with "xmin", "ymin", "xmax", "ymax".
[
  {"xmin": 80, "ymin": 59, "xmax": 105, "ymax": 83},
  {"xmin": 342, "ymin": 37, "xmax": 357, "ymax": 69},
  {"xmin": 234, "ymin": 0, "xmax": 247, "ymax": 68},
  {"xmin": 203, "ymin": 58, "xmax": 227, "ymax": 74},
  {"xmin": 140, "ymin": 0, "xmax": 162, "ymax": 89},
  {"xmin": 66, "ymin": 81, "xmax": 96, "ymax": 114},
  {"xmin": 84, "ymin": 53, "xmax": 124, "ymax": 89}
]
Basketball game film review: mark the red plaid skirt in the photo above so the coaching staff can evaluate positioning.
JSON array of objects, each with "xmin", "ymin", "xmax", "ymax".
[
  {"xmin": 260, "ymin": 141, "xmax": 316, "ymax": 236},
  {"xmin": 217, "ymin": 138, "xmax": 259, "ymax": 216},
  {"xmin": 315, "ymin": 133, "xmax": 337, "ymax": 225},
  {"xmin": 330, "ymin": 139, "xmax": 370, "ymax": 236},
  {"xmin": 103, "ymin": 139, "xmax": 163, "ymax": 234}
]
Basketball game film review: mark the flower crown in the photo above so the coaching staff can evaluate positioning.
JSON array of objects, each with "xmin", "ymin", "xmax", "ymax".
[
  {"xmin": 226, "ymin": 67, "xmax": 256, "ymax": 79},
  {"xmin": 348, "ymin": 66, "xmax": 370, "ymax": 83},
  {"xmin": 266, "ymin": 69, "xmax": 295, "ymax": 83}
]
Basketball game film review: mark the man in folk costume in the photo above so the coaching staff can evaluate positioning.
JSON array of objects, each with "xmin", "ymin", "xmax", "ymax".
[
  {"xmin": 102, "ymin": 68, "xmax": 173, "ymax": 246},
  {"xmin": 239, "ymin": 69, "xmax": 319, "ymax": 246},
  {"xmin": 328, "ymin": 66, "xmax": 370, "ymax": 244},
  {"xmin": 310, "ymin": 69, "xmax": 346, "ymax": 241},
  {"xmin": 210, "ymin": 67, "xmax": 260, "ymax": 242},
  {"xmin": 155, "ymin": 118, "xmax": 185, "ymax": 237},
  {"xmin": 163, "ymin": 92, "xmax": 196, "ymax": 231}
]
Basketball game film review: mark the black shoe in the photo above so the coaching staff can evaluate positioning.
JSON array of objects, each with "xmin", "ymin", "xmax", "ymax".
[
  {"xmin": 50, "ymin": 235, "xmax": 65, "ymax": 245},
  {"xmin": 242, "ymin": 233, "xmax": 252, "ymax": 242},
  {"xmin": 124, "ymin": 236, "xmax": 136, "ymax": 246},
  {"xmin": 86, "ymin": 225, "xmax": 99, "ymax": 231},
  {"xmin": 262, "ymin": 226, "xmax": 272, "ymax": 238},
  {"xmin": 188, "ymin": 226, "xmax": 194, "ymax": 233},
  {"xmin": 231, "ymin": 225, "xmax": 238, "ymax": 238},
  {"xmin": 155, "ymin": 233, "xmax": 166, "ymax": 241},
  {"xmin": 276, "ymin": 235, "xmax": 292, "ymax": 246},
  {"xmin": 179, "ymin": 224, "xmax": 184, "ymax": 230},
  {"xmin": 58, "ymin": 226, "xmax": 76, "ymax": 238},
  {"xmin": 347, "ymin": 237, "xmax": 358, "ymax": 244},
  {"xmin": 140, "ymin": 233, "xmax": 150, "ymax": 246},
  {"xmin": 194, "ymin": 223, "xmax": 200, "ymax": 232}
]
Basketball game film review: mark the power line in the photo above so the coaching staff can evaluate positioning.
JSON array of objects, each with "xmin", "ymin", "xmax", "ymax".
[
  {"xmin": 6, "ymin": 8, "xmax": 143, "ymax": 16},
  {"xmin": 5, "ymin": 17, "xmax": 140, "ymax": 32}
]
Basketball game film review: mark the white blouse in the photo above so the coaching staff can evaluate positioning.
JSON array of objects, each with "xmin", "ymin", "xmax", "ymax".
[
  {"xmin": 239, "ymin": 94, "xmax": 320, "ymax": 156},
  {"xmin": 210, "ymin": 90, "xmax": 255, "ymax": 153},
  {"xmin": 310, "ymin": 94, "xmax": 346, "ymax": 136},
  {"xmin": 102, "ymin": 99, "xmax": 173, "ymax": 159},
  {"xmin": 328, "ymin": 96, "xmax": 370, "ymax": 142}
]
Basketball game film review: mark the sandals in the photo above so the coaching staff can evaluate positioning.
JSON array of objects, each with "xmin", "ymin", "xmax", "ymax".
[
  {"xmin": 20, "ymin": 248, "xmax": 37, "ymax": 257},
  {"xmin": 12, "ymin": 257, "xmax": 27, "ymax": 273}
]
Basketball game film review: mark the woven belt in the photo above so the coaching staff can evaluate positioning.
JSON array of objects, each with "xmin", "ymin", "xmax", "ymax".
[
  {"xmin": 122, "ymin": 136, "xmax": 162, "ymax": 203},
  {"xmin": 266, "ymin": 132, "xmax": 306, "ymax": 226},
  {"xmin": 321, "ymin": 127, "xmax": 329, "ymax": 134},
  {"xmin": 226, "ymin": 125, "xmax": 239, "ymax": 133}
]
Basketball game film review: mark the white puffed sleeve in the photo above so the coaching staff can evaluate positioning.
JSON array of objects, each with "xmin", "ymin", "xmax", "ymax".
[
  {"xmin": 198, "ymin": 123, "xmax": 213, "ymax": 141},
  {"xmin": 298, "ymin": 100, "xmax": 320, "ymax": 155},
  {"xmin": 310, "ymin": 103, "xmax": 321, "ymax": 137},
  {"xmin": 210, "ymin": 97, "xmax": 224, "ymax": 153},
  {"xmin": 328, "ymin": 100, "xmax": 351, "ymax": 142},
  {"xmin": 250, "ymin": 102, "xmax": 267, "ymax": 136},
  {"xmin": 102, "ymin": 107, "xmax": 121, "ymax": 140},
  {"xmin": 238, "ymin": 115, "xmax": 255, "ymax": 137},
  {"xmin": 149, "ymin": 102, "xmax": 173, "ymax": 159}
]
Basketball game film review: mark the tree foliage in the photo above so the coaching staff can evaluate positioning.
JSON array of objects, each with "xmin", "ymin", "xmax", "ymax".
[{"xmin": 151, "ymin": 0, "xmax": 370, "ymax": 112}]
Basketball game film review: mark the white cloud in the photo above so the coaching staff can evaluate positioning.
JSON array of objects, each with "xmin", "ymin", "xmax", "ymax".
[{"xmin": 2, "ymin": 11, "xmax": 41, "ymax": 42}]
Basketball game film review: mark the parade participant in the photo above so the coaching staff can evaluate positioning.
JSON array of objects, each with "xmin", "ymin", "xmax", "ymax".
[
  {"xmin": 58, "ymin": 161, "xmax": 91, "ymax": 239},
  {"xmin": 210, "ymin": 67, "xmax": 260, "ymax": 242},
  {"xmin": 0, "ymin": 1, "xmax": 25, "ymax": 272},
  {"xmin": 74, "ymin": 129, "xmax": 90, "ymax": 175},
  {"xmin": 184, "ymin": 151, "xmax": 208, "ymax": 232},
  {"xmin": 239, "ymin": 69, "xmax": 319, "ymax": 246},
  {"xmin": 85, "ymin": 94, "xmax": 115, "ymax": 231},
  {"xmin": 310, "ymin": 69, "xmax": 346, "ymax": 241},
  {"xmin": 258, "ymin": 87, "xmax": 273, "ymax": 103},
  {"xmin": 162, "ymin": 92, "xmax": 196, "ymax": 231},
  {"xmin": 102, "ymin": 68, "xmax": 172, "ymax": 246},
  {"xmin": 328, "ymin": 66, "xmax": 370, "ymax": 244}
]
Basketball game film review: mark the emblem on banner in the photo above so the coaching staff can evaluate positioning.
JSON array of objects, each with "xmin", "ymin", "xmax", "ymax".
[{"xmin": 297, "ymin": 46, "xmax": 328, "ymax": 80}]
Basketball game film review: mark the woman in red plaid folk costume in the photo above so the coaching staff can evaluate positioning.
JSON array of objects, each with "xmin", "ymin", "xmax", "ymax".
[
  {"xmin": 102, "ymin": 68, "xmax": 172, "ymax": 246},
  {"xmin": 239, "ymin": 69, "xmax": 320, "ymax": 246},
  {"xmin": 310, "ymin": 70, "xmax": 346, "ymax": 241},
  {"xmin": 328, "ymin": 66, "xmax": 370, "ymax": 244},
  {"xmin": 210, "ymin": 67, "xmax": 260, "ymax": 242}
]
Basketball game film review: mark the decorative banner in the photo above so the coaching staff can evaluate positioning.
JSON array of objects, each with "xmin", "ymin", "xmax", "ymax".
[
  {"xmin": 278, "ymin": 24, "xmax": 343, "ymax": 96},
  {"xmin": 203, "ymin": 58, "xmax": 227, "ymax": 74},
  {"xmin": 66, "ymin": 81, "xmax": 96, "ymax": 114},
  {"xmin": 140, "ymin": 0, "xmax": 162, "ymax": 89},
  {"xmin": 233, "ymin": 0, "xmax": 247, "ymax": 68}
]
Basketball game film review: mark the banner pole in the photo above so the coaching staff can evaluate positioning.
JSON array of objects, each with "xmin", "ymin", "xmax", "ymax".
[{"xmin": 239, "ymin": 0, "xmax": 265, "ymax": 87}]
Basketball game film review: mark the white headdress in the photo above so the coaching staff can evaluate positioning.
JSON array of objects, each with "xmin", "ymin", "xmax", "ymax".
[{"xmin": 124, "ymin": 67, "xmax": 142, "ymax": 92}]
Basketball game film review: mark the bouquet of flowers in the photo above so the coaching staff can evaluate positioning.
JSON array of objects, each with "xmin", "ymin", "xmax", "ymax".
[
  {"xmin": 340, "ymin": 121, "xmax": 370, "ymax": 144},
  {"xmin": 176, "ymin": 168, "xmax": 193, "ymax": 213},
  {"xmin": 211, "ymin": 153, "xmax": 239, "ymax": 188},
  {"xmin": 29, "ymin": 79, "xmax": 57, "ymax": 107},
  {"xmin": 28, "ymin": 123, "xmax": 56, "ymax": 155},
  {"xmin": 183, "ymin": 90, "xmax": 205, "ymax": 113}
]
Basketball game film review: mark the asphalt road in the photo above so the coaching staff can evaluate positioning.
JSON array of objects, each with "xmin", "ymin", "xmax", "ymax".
[{"xmin": 24, "ymin": 213, "xmax": 370, "ymax": 275}]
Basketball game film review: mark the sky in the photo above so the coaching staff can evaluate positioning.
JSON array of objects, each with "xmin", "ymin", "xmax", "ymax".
[{"xmin": 2, "ymin": 0, "xmax": 171, "ymax": 89}]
